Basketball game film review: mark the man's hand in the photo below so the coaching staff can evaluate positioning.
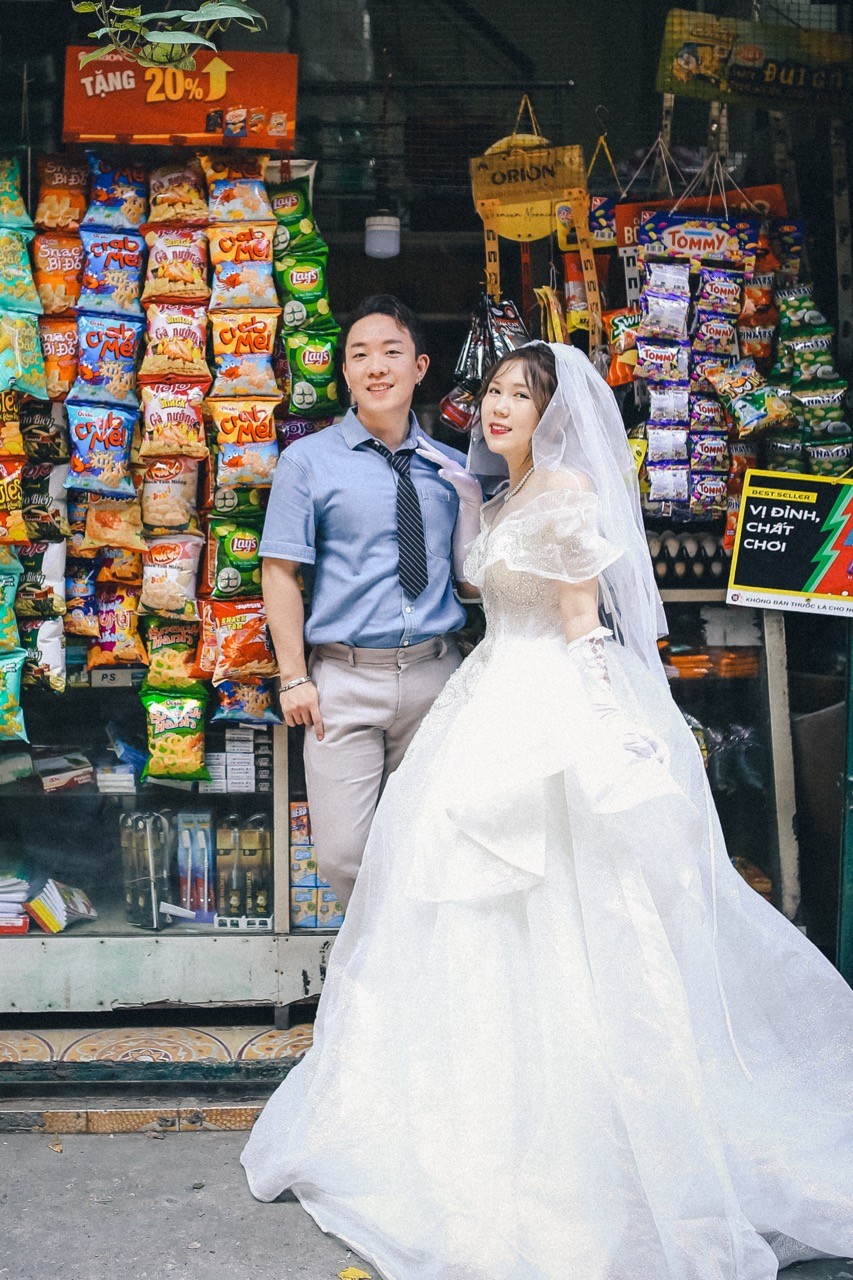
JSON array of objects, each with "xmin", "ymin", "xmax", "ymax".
[{"xmin": 281, "ymin": 680, "xmax": 325, "ymax": 741}]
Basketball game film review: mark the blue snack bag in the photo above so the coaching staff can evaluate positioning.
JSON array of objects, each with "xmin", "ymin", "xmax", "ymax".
[
  {"xmin": 65, "ymin": 402, "xmax": 137, "ymax": 497},
  {"xmin": 69, "ymin": 314, "xmax": 143, "ymax": 407},
  {"xmin": 78, "ymin": 228, "xmax": 144, "ymax": 317}
]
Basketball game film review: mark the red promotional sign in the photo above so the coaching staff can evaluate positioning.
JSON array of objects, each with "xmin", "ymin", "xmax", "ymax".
[
  {"xmin": 614, "ymin": 184, "xmax": 788, "ymax": 250},
  {"xmin": 63, "ymin": 46, "xmax": 298, "ymax": 150}
]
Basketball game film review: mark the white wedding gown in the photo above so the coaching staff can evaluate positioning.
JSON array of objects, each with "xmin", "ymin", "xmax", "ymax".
[{"xmin": 242, "ymin": 485, "xmax": 853, "ymax": 1280}]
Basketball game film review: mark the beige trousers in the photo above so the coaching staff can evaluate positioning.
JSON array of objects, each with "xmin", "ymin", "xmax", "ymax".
[{"xmin": 303, "ymin": 635, "xmax": 463, "ymax": 906}]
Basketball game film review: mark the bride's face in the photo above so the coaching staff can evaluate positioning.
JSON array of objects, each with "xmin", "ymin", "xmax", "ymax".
[{"xmin": 481, "ymin": 363, "xmax": 540, "ymax": 462}]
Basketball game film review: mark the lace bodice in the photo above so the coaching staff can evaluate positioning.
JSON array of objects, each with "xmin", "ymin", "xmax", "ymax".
[{"xmin": 464, "ymin": 485, "xmax": 622, "ymax": 641}]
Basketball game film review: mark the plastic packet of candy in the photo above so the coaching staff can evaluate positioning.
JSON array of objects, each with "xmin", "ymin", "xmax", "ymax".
[
  {"xmin": 0, "ymin": 229, "xmax": 41, "ymax": 314},
  {"xmin": 141, "ymin": 227, "xmax": 210, "ymax": 304},
  {"xmin": 140, "ymin": 687, "xmax": 209, "ymax": 781},
  {"xmin": 638, "ymin": 291, "xmax": 689, "ymax": 341},
  {"xmin": 22, "ymin": 462, "xmax": 70, "ymax": 541},
  {"xmin": 643, "ymin": 261, "xmax": 690, "ymax": 298},
  {"xmin": 88, "ymin": 582, "xmax": 147, "ymax": 667},
  {"xmin": 208, "ymin": 224, "xmax": 277, "ymax": 310},
  {"xmin": 692, "ymin": 310, "xmax": 737, "ymax": 356},
  {"xmin": 804, "ymin": 437, "xmax": 852, "ymax": 478},
  {"xmin": 792, "ymin": 382, "xmax": 849, "ymax": 433},
  {"xmin": 648, "ymin": 385, "xmax": 689, "ymax": 426},
  {"xmin": 65, "ymin": 403, "xmax": 136, "ymax": 496},
  {"xmin": 604, "ymin": 307, "xmax": 642, "ymax": 355},
  {"xmin": 639, "ymin": 212, "xmax": 759, "ymax": 273},
  {"xmin": 689, "ymin": 433, "xmax": 729, "ymax": 473},
  {"xmin": 147, "ymin": 160, "xmax": 208, "ymax": 226},
  {"xmin": 211, "ymin": 597, "xmax": 277, "ymax": 684},
  {"xmin": 33, "ymin": 233, "xmax": 83, "ymax": 315},
  {"xmin": 286, "ymin": 330, "xmax": 341, "ymax": 415},
  {"xmin": 0, "ymin": 555, "xmax": 21, "ymax": 651},
  {"xmin": 140, "ymin": 533, "xmax": 203, "ymax": 619},
  {"xmin": 138, "ymin": 382, "xmax": 207, "ymax": 459},
  {"xmin": 0, "ymin": 390, "xmax": 24, "ymax": 456},
  {"xmin": 209, "ymin": 310, "xmax": 280, "ymax": 398},
  {"xmin": 212, "ymin": 676, "xmax": 281, "ymax": 725},
  {"xmin": 207, "ymin": 399, "xmax": 279, "ymax": 488},
  {"xmin": 0, "ymin": 157, "xmax": 33, "ymax": 230},
  {"xmin": 64, "ymin": 559, "xmax": 98, "ymax": 637},
  {"xmin": 140, "ymin": 457, "xmax": 200, "ymax": 536},
  {"xmin": 77, "ymin": 228, "xmax": 144, "ymax": 317},
  {"xmin": 646, "ymin": 463, "xmax": 689, "ymax": 505},
  {"xmin": 82, "ymin": 494, "xmax": 146, "ymax": 551},
  {"xmin": 634, "ymin": 338, "xmax": 689, "ymax": 384},
  {"xmin": 789, "ymin": 328, "xmax": 839, "ymax": 389},
  {"xmin": 695, "ymin": 268, "xmax": 743, "ymax": 316},
  {"xmin": 0, "ymin": 648, "xmax": 27, "ymax": 741},
  {"xmin": 69, "ymin": 314, "xmax": 143, "ymax": 407},
  {"xmin": 740, "ymin": 273, "xmax": 775, "ymax": 325},
  {"xmin": 689, "ymin": 395, "xmax": 726, "ymax": 432},
  {"xmin": 20, "ymin": 616, "xmax": 65, "ymax": 693},
  {"xmin": 269, "ymin": 174, "xmax": 320, "ymax": 254},
  {"xmin": 15, "ymin": 540, "xmax": 66, "ymax": 616},
  {"xmin": 647, "ymin": 426, "xmax": 688, "ymax": 463},
  {"xmin": 81, "ymin": 156, "xmax": 147, "ymax": 231},
  {"xmin": 0, "ymin": 458, "xmax": 26, "ymax": 544},
  {"xmin": 20, "ymin": 400, "xmax": 69, "ymax": 462},
  {"xmin": 34, "ymin": 156, "xmax": 88, "ymax": 232},
  {"xmin": 771, "ymin": 220, "xmax": 804, "ymax": 283},
  {"xmin": 275, "ymin": 246, "xmax": 335, "ymax": 332},
  {"xmin": 737, "ymin": 325, "xmax": 775, "ymax": 365},
  {"xmin": 201, "ymin": 518, "xmax": 262, "ymax": 599},
  {"xmin": 138, "ymin": 304, "xmax": 211, "ymax": 385},
  {"xmin": 96, "ymin": 546, "xmax": 143, "ymax": 583},
  {"xmin": 690, "ymin": 351, "xmax": 732, "ymax": 396},
  {"xmin": 144, "ymin": 618, "xmax": 203, "ymax": 691},
  {"xmin": 764, "ymin": 431, "xmax": 805, "ymax": 474},
  {"xmin": 777, "ymin": 283, "xmax": 828, "ymax": 333},
  {"xmin": 0, "ymin": 312, "xmax": 47, "ymax": 399},
  {"xmin": 689, "ymin": 472, "xmax": 727, "ymax": 519},
  {"xmin": 38, "ymin": 317, "xmax": 78, "ymax": 402}
]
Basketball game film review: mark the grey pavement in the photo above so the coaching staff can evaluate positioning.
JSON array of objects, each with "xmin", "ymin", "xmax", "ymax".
[{"xmin": 1, "ymin": 1132, "xmax": 851, "ymax": 1280}]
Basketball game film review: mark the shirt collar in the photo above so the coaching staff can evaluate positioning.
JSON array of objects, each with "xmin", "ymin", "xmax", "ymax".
[{"xmin": 340, "ymin": 407, "xmax": 421, "ymax": 453}]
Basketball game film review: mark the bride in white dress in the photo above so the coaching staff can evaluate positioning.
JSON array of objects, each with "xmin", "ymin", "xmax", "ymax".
[{"xmin": 242, "ymin": 343, "xmax": 853, "ymax": 1280}]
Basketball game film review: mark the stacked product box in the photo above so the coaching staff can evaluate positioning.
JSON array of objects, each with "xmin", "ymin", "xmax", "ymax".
[
  {"xmin": 200, "ymin": 724, "xmax": 273, "ymax": 794},
  {"xmin": 289, "ymin": 799, "xmax": 345, "ymax": 932}
]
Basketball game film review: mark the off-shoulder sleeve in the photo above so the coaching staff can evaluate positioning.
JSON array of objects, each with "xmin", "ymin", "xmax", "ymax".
[{"xmin": 464, "ymin": 487, "xmax": 622, "ymax": 587}]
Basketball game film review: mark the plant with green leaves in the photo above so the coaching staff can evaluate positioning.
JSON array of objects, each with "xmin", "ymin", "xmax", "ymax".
[{"xmin": 71, "ymin": 0, "xmax": 266, "ymax": 70}]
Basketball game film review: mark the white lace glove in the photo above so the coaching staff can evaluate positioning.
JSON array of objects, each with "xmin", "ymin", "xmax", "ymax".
[
  {"xmin": 567, "ymin": 628, "xmax": 670, "ymax": 768},
  {"xmin": 415, "ymin": 435, "xmax": 483, "ymax": 582}
]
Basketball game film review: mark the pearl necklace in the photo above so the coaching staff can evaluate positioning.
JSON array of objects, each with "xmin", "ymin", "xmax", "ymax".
[{"xmin": 503, "ymin": 464, "xmax": 535, "ymax": 504}]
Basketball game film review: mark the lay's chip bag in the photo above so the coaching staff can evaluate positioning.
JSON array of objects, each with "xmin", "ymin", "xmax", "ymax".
[{"xmin": 285, "ymin": 330, "xmax": 341, "ymax": 417}]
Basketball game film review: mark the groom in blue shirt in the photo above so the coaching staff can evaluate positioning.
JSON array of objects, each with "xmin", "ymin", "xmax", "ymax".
[{"xmin": 261, "ymin": 295, "xmax": 478, "ymax": 906}]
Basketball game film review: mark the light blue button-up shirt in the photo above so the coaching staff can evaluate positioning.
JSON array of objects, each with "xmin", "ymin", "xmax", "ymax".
[{"xmin": 260, "ymin": 409, "xmax": 467, "ymax": 647}]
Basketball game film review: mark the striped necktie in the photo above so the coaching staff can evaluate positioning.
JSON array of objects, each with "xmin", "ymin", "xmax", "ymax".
[{"xmin": 366, "ymin": 439, "xmax": 430, "ymax": 600}]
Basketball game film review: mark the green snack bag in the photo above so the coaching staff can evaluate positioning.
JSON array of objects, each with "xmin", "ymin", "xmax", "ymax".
[
  {"xmin": 0, "ymin": 311, "xmax": 48, "ymax": 398},
  {"xmin": 286, "ymin": 329, "xmax": 341, "ymax": 417},
  {"xmin": 0, "ymin": 646, "xmax": 27, "ymax": 741},
  {"xmin": 792, "ymin": 381, "xmax": 848, "ymax": 434},
  {"xmin": 777, "ymin": 283, "xmax": 828, "ymax": 333},
  {"xmin": 789, "ymin": 327, "xmax": 839, "ymax": 389},
  {"xmin": 275, "ymin": 245, "xmax": 335, "ymax": 332},
  {"xmin": 141, "ymin": 687, "xmax": 210, "ymax": 781},
  {"xmin": 0, "ymin": 157, "xmax": 33, "ymax": 231},
  {"xmin": 269, "ymin": 177, "xmax": 321, "ymax": 254},
  {"xmin": 205, "ymin": 517, "xmax": 263, "ymax": 599},
  {"xmin": 210, "ymin": 483, "xmax": 267, "ymax": 521},
  {"xmin": 0, "ymin": 555, "xmax": 21, "ymax": 653},
  {"xmin": 804, "ymin": 436, "xmax": 853, "ymax": 478},
  {"xmin": 764, "ymin": 430, "xmax": 805, "ymax": 474}
]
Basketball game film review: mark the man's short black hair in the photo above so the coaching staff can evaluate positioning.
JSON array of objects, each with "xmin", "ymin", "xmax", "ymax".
[{"xmin": 343, "ymin": 294, "xmax": 426, "ymax": 358}]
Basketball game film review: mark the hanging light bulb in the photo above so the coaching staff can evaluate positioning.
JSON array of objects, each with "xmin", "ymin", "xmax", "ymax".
[{"xmin": 364, "ymin": 211, "xmax": 401, "ymax": 258}]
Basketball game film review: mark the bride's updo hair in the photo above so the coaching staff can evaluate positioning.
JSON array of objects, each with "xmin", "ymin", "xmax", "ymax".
[{"xmin": 476, "ymin": 344, "xmax": 558, "ymax": 419}]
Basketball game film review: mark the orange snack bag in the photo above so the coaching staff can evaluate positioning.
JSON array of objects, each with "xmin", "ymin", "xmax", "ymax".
[
  {"xmin": 0, "ymin": 458, "xmax": 29, "ymax": 544},
  {"xmin": 38, "ymin": 317, "xmax": 78, "ymax": 402},
  {"xmin": 141, "ymin": 227, "xmax": 210, "ymax": 304},
  {"xmin": 211, "ymin": 597, "xmax": 277, "ymax": 684},
  {"xmin": 34, "ymin": 157, "xmax": 88, "ymax": 232},
  {"xmin": 82, "ymin": 494, "xmax": 146, "ymax": 552},
  {"xmin": 209, "ymin": 309, "xmax": 280, "ymax": 397},
  {"xmin": 139, "ymin": 382, "xmax": 207, "ymax": 460},
  {"xmin": 33, "ymin": 233, "xmax": 84, "ymax": 315},
  {"xmin": 0, "ymin": 391, "xmax": 25, "ymax": 458},
  {"xmin": 138, "ymin": 303, "xmax": 211, "ymax": 385},
  {"xmin": 193, "ymin": 596, "xmax": 217, "ymax": 678}
]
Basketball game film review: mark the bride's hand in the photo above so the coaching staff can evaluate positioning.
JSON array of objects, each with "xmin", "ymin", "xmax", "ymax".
[{"xmin": 415, "ymin": 436, "xmax": 483, "ymax": 510}]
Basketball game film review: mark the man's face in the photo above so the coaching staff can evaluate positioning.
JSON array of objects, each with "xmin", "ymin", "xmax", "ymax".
[{"xmin": 343, "ymin": 313, "xmax": 429, "ymax": 420}]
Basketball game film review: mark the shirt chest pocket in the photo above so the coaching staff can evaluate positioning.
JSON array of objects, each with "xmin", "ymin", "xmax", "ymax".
[{"xmin": 420, "ymin": 488, "xmax": 455, "ymax": 558}]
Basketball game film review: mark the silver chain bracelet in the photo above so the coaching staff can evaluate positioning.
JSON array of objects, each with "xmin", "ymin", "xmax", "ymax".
[{"xmin": 280, "ymin": 675, "xmax": 314, "ymax": 694}]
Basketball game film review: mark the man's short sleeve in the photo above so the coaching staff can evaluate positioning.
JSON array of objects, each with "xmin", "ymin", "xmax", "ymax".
[{"xmin": 259, "ymin": 450, "xmax": 317, "ymax": 564}]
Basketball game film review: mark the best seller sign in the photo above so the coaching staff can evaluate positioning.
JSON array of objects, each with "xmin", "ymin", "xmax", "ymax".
[
  {"xmin": 63, "ymin": 46, "xmax": 297, "ymax": 149},
  {"xmin": 728, "ymin": 470, "xmax": 853, "ymax": 618}
]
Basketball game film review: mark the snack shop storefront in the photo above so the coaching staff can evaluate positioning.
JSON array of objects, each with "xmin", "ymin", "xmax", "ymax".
[{"xmin": 0, "ymin": 0, "xmax": 851, "ymax": 1088}]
